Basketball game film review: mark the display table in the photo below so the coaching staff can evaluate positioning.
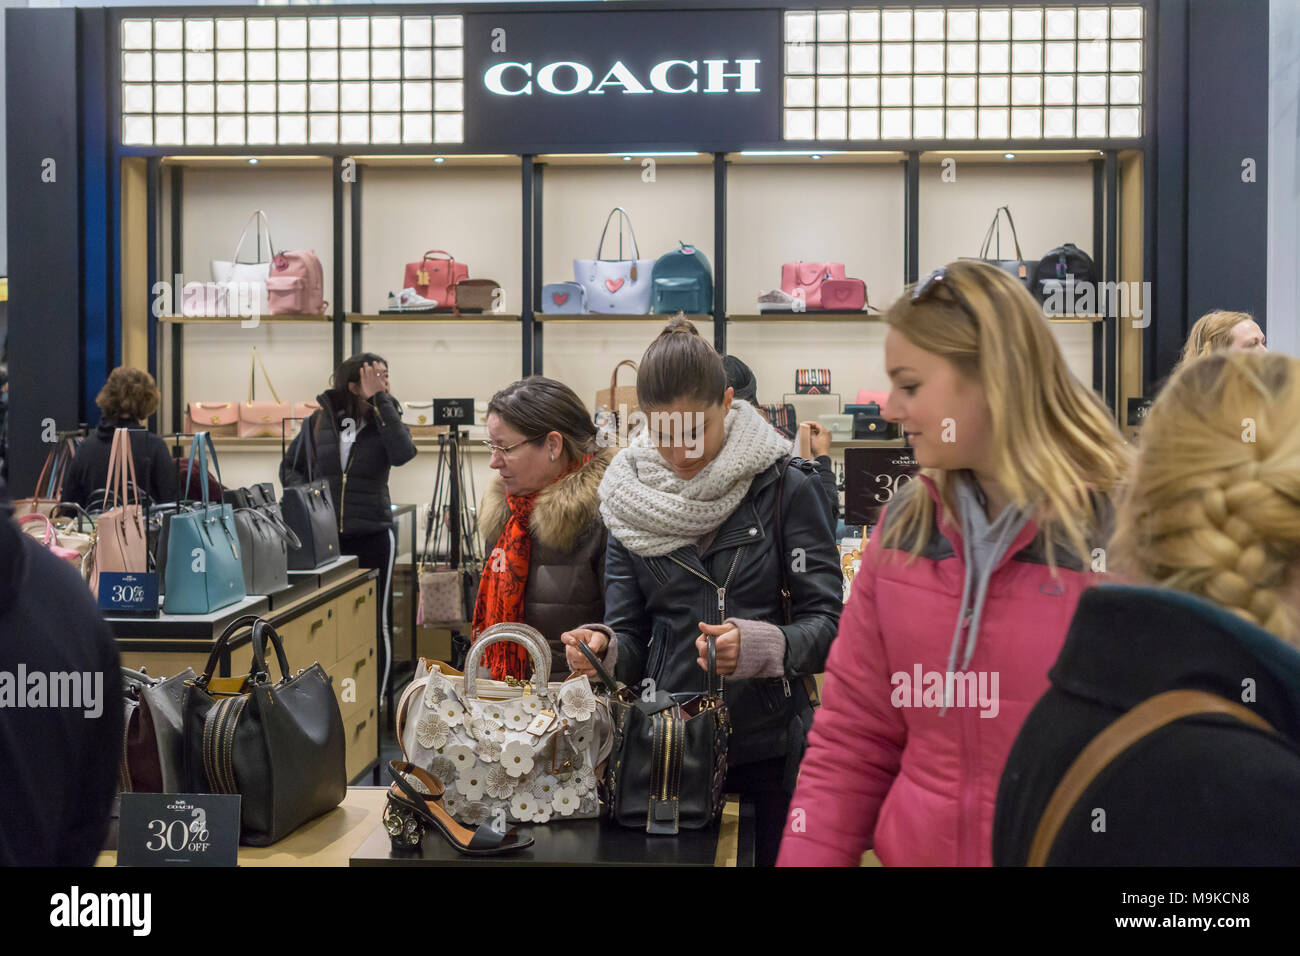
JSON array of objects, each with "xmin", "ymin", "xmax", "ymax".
[
  {"xmin": 95, "ymin": 788, "xmax": 746, "ymax": 867},
  {"xmin": 108, "ymin": 560, "xmax": 382, "ymax": 785}
]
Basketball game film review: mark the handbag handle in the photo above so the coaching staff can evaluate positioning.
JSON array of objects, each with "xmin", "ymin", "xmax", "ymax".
[
  {"xmin": 102, "ymin": 428, "xmax": 141, "ymax": 513},
  {"xmin": 248, "ymin": 346, "xmax": 282, "ymax": 404},
  {"xmin": 183, "ymin": 432, "xmax": 225, "ymax": 508},
  {"xmin": 420, "ymin": 249, "xmax": 456, "ymax": 265},
  {"xmin": 594, "ymin": 207, "xmax": 641, "ymax": 262},
  {"xmin": 230, "ymin": 209, "xmax": 276, "ymax": 266},
  {"xmin": 609, "ymin": 359, "xmax": 637, "ymax": 397},
  {"xmin": 575, "ymin": 637, "xmax": 623, "ymax": 692},
  {"xmin": 978, "ymin": 205, "xmax": 1026, "ymax": 262},
  {"xmin": 28, "ymin": 444, "xmax": 57, "ymax": 499},
  {"xmin": 463, "ymin": 623, "xmax": 552, "ymax": 700},
  {"xmin": 16, "ymin": 513, "xmax": 55, "ymax": 546},
  {"xmin": 793, "ymin": 262, "xmax": 828, "ymax": 287},
  {"xmin": 200, "ymin": 616, "xmax": 291, "ymax": 686},
  {"xmin": 237, "ymin": 506, "xmax": 302, "ymax": 549}
]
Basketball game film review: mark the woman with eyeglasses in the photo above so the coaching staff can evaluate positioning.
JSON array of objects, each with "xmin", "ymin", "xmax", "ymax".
[
  {"xmin": 777, "ymin": 260, "xmax": 1130, "ymax": 867},
  {"xmin": 473, "ymin": 376, "xmax": 614, "ymax": 680},
  {"xmin": 280, "ymin": 352, "xmax": 417, "ymax": 700}
]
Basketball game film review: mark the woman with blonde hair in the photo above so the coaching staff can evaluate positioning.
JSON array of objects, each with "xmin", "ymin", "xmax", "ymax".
[
  {"xmin": 777, "ymin": 260, "xmax": 1130, "ymax": 867},
  {"xmin": 1178, "ymin": 309, "xmax": 1267, "ymax": 366},
  {"xmin": 995, "ymin": 351, "xmax": 1300, "ymax": 865}
]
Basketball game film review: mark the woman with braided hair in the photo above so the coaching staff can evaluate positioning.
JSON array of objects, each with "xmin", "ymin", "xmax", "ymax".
[{"xmin": 995, "ymin": 351, "xmax": 1300, "ymax": 865}]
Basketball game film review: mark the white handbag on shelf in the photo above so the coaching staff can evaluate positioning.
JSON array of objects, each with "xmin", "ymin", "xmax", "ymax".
[
  {"xmin": 397, "ymin": 623, "xmax": 613, "ymax": 827},
  {"xmin": 574, "ymin": 207, "xmax": 655, "ymax": 314},
  {"xmin": 211, "ymin": 209, "xmax": 274, "ymax": 314}
]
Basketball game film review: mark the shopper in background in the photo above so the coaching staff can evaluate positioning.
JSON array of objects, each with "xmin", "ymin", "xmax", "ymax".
[
  {"xmin": 565, "ymin": 317, "xmax": 842, "ymax": 867},
  {"xmin": 62, "ymin": 365, "xmax": 178, "ymax": 510},
  {"xmin": 995, "ymin": 352, "xmax": 1300, "ymax": 865},
  {"xmin": 281, "ymin": 352, "xmax": 416, "ymax": 699},
  {"xmin": 1178, "ymin": 310, "xmax": 1267, "ymax": 366},
  {"xmin": 778, "ymin": 260, "xmax": 1130, "ymax": 867},
  {"xmin": 723, "ymin": 353, "xmax": 838, "ymax": 523},
  {"xmin": 473, "ymin": 376, "xmax": 613, "ymax": 679},
  {"xmin": 0, "ymin": 488, "xmax": 122, "ymax": 865}
]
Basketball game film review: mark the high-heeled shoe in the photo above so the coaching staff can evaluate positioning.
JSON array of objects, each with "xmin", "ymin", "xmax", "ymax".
[{"xmin": 383, "ymin": 761, "xmax": 535, "ymax": 856}]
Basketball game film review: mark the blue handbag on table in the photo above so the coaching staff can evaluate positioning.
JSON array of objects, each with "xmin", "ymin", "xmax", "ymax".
[{"xmin": 162, "ymin": 433, "xmax": 247, "ymax": 615}]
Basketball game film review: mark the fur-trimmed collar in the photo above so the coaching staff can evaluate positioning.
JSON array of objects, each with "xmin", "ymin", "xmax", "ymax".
[{"xmin": 479, "ymin": 448, "xmax": 613, "ymax": 552}]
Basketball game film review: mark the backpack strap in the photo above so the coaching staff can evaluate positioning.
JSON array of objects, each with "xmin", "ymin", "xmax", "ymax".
[
  {"xmin": 772, "ymin": 455, "xmax": 822, "ymax": 708},
  {"xmin": 1027, "ymin": 689, "xmax": 1277, "ymax": 865}
]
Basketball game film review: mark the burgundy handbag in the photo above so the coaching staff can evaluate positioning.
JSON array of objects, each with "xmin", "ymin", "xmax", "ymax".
[
  {"xmin": 819, "ymin": 278, "xmax": 867, "ymax": 312},
  {"xmin": 780, "ymin": 261, "xmax": 846, "ymax": 309}
]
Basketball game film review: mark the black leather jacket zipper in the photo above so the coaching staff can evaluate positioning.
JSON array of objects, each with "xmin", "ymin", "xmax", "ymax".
[{"xmin": 666, "ymin": 547, "xmax": 744, "ymax": 694}]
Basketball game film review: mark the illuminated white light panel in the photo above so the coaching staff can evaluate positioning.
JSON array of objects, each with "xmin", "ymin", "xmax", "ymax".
[
  {"xmin": 784, "ymin": 6, "xmax": 1143, "ymax": 142},
  {"xmin": 120, "ymin": 15, "xmax": 464, "ymax": 146}
]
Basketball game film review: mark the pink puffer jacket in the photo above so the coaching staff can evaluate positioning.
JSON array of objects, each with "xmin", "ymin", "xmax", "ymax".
[{"xmin": 777, "ymin": 476, "xmax": 1106, "ymax": 867}]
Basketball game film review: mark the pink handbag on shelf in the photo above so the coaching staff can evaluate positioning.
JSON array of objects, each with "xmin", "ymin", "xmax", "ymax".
[
  {"xmin": 780, "ymin": 261, "xmax": 847, "ymax": 309},
  {"xmin": 17, "ymin": 514, "xmax": 82, "ymax": 565},
  {"xmin": 267, "ymin": 249, "xmax": 328, "ymax": 315},
  {"xmin": 239, "ymin": 348, "xmax": 292, "ymax": 439},
  {"xmin": 819, "ymin": 278, "xmax": 867, "ymax": 311},
  {"xmin": 186, "ymin": 402, "xmax": 239, "ymax": 437},
  {"xmin": 403, "ymin": 250, "xmax": 469, "ymax": 308},
  {"xmin": 287, "ymin": 401, "xmax": 322, "ymax": 438}
]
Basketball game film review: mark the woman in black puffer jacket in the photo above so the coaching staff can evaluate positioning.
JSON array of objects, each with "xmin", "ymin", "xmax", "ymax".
[{"xmin": 281, "ymin": 352, "xmax": 417, "ymax": 697}]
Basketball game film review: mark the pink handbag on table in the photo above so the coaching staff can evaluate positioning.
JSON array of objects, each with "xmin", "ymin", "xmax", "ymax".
[
  {"xmin": 819, "ymin": 278, "xmax": 867, "ymax": 311},
  {"xmin": 239, "ymin": 348, "xmax": 292, "ymax": 439},
  {"xmin": 267, "ymin": 249, "xmax": 328, "ymax": 315},
  {"xmin": 403, "ymin": 250, "xmax": 468, "ymax": 308},
  {"xmin": 780, "ymin": 261, "xmax": 846, "ymax": 309}
]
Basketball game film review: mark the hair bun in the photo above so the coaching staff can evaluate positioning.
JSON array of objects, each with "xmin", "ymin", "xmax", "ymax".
[{"xmin": 662, "ymin": 312, "xmax": 699, "ymax": 337}]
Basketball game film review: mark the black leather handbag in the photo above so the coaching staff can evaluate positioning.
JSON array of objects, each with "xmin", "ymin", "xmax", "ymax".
[
  {"xmin": 578, "ymin": 638, "xmax": 730, "ymax": 835},
  {"xmin": 280, "ymin": 420, "xmax": 341, "ymax": 570},
  {"xmin": 121, "ymin": 666, "xmax": 195, "ymax": 794},
  {"xmin": 224, "ymin": 483, "xmax": 300, "ymax": 594},
  {"xmin": 181, "ymin": 615, "xmax": 347, "ymax": 846}
]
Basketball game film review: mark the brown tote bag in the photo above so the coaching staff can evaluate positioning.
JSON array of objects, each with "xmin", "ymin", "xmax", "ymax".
[{"xmin": 594, "ymin": 359, "xmax": 640, "ymax": 446}]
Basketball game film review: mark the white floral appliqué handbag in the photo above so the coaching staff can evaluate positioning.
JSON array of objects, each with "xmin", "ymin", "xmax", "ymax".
[{"xmin": 397, "ymin": 623, "xmax": 613, "ymax": 826}]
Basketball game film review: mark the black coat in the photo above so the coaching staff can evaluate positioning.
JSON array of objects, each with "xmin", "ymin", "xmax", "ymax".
[
  {"xmin": 994, "ymin": 585, "xmax": 1300, "ymax": 865},
  {"xmin": 0, "ymin": 508, "xmax": 123, "ymax": 865},
  {"xmin": 604, "ymin": 457, "xmax": 843, "ymax": 770},
  {"xmin": 63, "ymin": 417, "xmax": 179, "ymax": 510},
  {"xmin": 280, "ymin": 390, "xmax": 417, "ymax": 535}
]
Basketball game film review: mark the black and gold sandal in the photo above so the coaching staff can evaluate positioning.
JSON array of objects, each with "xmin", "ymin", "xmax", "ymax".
[{"xmin": 383, "ymin": 761, "xmax": 535, "ymax": 856}]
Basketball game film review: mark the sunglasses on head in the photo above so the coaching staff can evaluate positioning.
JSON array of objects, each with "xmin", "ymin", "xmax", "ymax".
[{"xmin": 912, "ymin": 266, "xmax": 979, "ymax": 324}]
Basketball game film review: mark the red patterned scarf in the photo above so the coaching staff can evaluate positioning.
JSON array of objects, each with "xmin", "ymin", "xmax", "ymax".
[{"xmin": 472, "ymin": 457, "xmax": 589, "ymax": 680}]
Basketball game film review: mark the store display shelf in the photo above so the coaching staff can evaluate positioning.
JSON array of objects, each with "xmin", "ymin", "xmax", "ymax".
[
  {"xmin": 727, "ymin": 313, "xmax": 884, "ymax": 323},
  {"xmin": 157, "ymin": 314, "xmax": 332, "ymax": 324},
  {"xmin": 161, "ymin": 154, "xmax": 333, "ymax": 168},
  {"xmin": 918, "ymin": 149, "xmax": 1106, "ymax": 165},
  {"xmin": 727, "ymin": 150, "xmax": 905, "ymax": 165},
  {"xmin": 537, "ymin": 152, "xmax": 711, "ymax": 167},
  {"xmin": 535, "ymin": 313, "xmax": 712, "ymax": 323},
  {"xmin": 353, "ymin": 154, "xmax": 520, "ymax": 168},
  {"xmin": 1046, "ymin": 314, "xmax": 1106, "ymax": 323},
  {"xmin": 347, "ymin": 313, "xmax": 520, "ymax": 324}
]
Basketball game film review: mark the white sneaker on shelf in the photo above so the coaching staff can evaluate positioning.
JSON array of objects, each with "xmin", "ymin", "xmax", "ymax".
[{"xmin": 385, "ymin": 288, "xmax": 440, "ymax": 312}]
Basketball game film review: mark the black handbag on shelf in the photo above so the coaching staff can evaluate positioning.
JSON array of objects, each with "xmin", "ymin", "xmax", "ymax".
[
  {"xmin": 121, "ymin": 666, "xmax": 195, "ymax": 794},
  {"xmin": 280, "ymin": 417, "xmax": 340, "ymax": 570},
  {"xmin": 968, "ymin": 205, "xmax": 1037, "ymax": 292},
  {"xmin": 578, "ymin": 637, "xmax": 730, "ymax": 835},
  {"xmin": 181, "ymin": 615, "xmax": 346, "ymax": 846},
  {"xmin": 224, "ymin": 483, "xmax": 300, "ymax": 595}
]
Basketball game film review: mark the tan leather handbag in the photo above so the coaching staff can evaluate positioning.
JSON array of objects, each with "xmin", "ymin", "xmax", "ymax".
[
  {"xmin": 239, "ymin": 348, "xmax": 292, "ymax": 439},
  {"xmin": 594, "ymin": 359, "xmax": 639, "ymax": 446},
  {"xmin": 88, "ymin": 428, "xmax": 150, "ymax": 597}
]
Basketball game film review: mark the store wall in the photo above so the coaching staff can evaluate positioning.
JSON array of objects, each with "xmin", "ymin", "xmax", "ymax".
[{"xmin": 1269, "ymin": 0, "xmax": 1299, "ymax": 357}]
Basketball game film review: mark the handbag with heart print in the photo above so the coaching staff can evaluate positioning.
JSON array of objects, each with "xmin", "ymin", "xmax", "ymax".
[
  {"xmin": 542, "ymin": 281, "xmax": 587, "ymax": 314},
  {"xmin": 397, "ymin": 623, "xmax": 614, "ymax": 827},
  {"xmin": 574, "ymin": 207, "xmax": 655, "ymax": 314}
]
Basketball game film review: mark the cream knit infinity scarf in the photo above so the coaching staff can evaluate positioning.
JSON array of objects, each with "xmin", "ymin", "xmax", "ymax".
[{"xmin": 599, "ymin": 399, "xmax": 791, "ymax": 557}]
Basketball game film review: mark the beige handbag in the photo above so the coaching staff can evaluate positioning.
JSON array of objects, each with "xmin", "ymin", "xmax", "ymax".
[
  {"xmin": 594, "ymin": 359, "xmax": 639, "ymax": 446},
  {"xmin": 186, "ymin": 402, "xmax": 239, "ymax": 437},
  {"xmin": 403, "ymin": 402, "xmax": 449, "ymax": 438},
  {"xmin": 239, "ymin": 348, "xmax": 292, "ymax": 439},
  {"xmin": 87, "ymin": 428, "xmax": 150, "ymax": 597}
]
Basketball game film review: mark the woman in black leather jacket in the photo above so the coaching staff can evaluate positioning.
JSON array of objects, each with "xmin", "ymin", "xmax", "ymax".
[{"xmin": 564, "ymin": 317, "xmax": 842, "ymax": 866}]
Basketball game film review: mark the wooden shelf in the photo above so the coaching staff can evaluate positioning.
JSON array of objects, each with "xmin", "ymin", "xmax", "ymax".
[
  {"xmin": 161, "ymin": 155, "xmax": 332, "ymax": 169},
  {"xmin": 347, "ymin": 313, "xmax": 520, "ymax": 324},
  {"xmin": 352, "ymin": 154, "xmax": 520, "ymax": 168},
  {"xmin": 537, "ymin": 152, "xmax": 709, "ymax": 167},
  {"xmin": 157, "ymin": 314, "xmax": 332, "ymax": 324},
  {"xmin": 919, "ymin": 149, "xmax": 1107, "ymax": 164},
  {"xmin": 728, "ymin": 313, "xmax": 884, "ymax": 323},
  {"xmin": 727, "ymin": 150, "xmax": 906, "ymax": 165}
]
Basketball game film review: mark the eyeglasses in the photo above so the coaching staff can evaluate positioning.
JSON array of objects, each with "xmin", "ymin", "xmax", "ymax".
[
  {"xmin": 481, "ymin": 436, "xmax": 541, "ymax": 457},
  {"xmin": 912, "ymin": 266, "xmax": 979, "ymax": 324}
]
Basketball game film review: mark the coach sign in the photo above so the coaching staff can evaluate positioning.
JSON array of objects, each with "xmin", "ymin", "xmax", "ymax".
[{"xmin": 464, "ymin": 9, "xmax": 781, "ymax": 151}]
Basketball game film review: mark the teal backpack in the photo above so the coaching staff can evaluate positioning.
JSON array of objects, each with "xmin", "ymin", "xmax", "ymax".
[{"xmin": 651, "ymin": 242, "xmax": 713, "ymax": 314}]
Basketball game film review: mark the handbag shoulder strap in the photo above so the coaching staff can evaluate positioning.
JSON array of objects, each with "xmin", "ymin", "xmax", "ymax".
[
  {"xmin": 595, "ymin": 207, "xmax": 641, "ymax": 262},
  {"xmin": 979, "ymin": 205, "xmax": 1025, "ymax": 261},
  {"xmin": 249, "ymin": 347, "xmax": 282, "ymax": 403},
  {"xmin": 231, "ymin": 209, "xmax": 275, "ymax": 265},
  {"xmin": 610, "ymin": 359, "xmax": 637, "ymax": 395},
  {"xmin": 30, "ymin": 444, "xmax": 56, "ymax": 498},
  {"xmin": 773, "ymin": 455, "xmax": 795, "ymax": 625},
  {"xmin": 1026, "ymin": 689, "xmax": 1277, "ymax": 866},
  {"xmin": 102, "ymin": 428, "xmax": 127, "ymax": 512}
]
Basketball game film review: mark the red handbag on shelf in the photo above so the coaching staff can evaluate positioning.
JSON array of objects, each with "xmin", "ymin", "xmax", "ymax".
[
  {"xmin": 780, "ymin": 261, "xmax": 846, "ymax": 309},
  {"xmin": 403, "ymin": 250, "xmax": 469, "ymax": 308}
]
